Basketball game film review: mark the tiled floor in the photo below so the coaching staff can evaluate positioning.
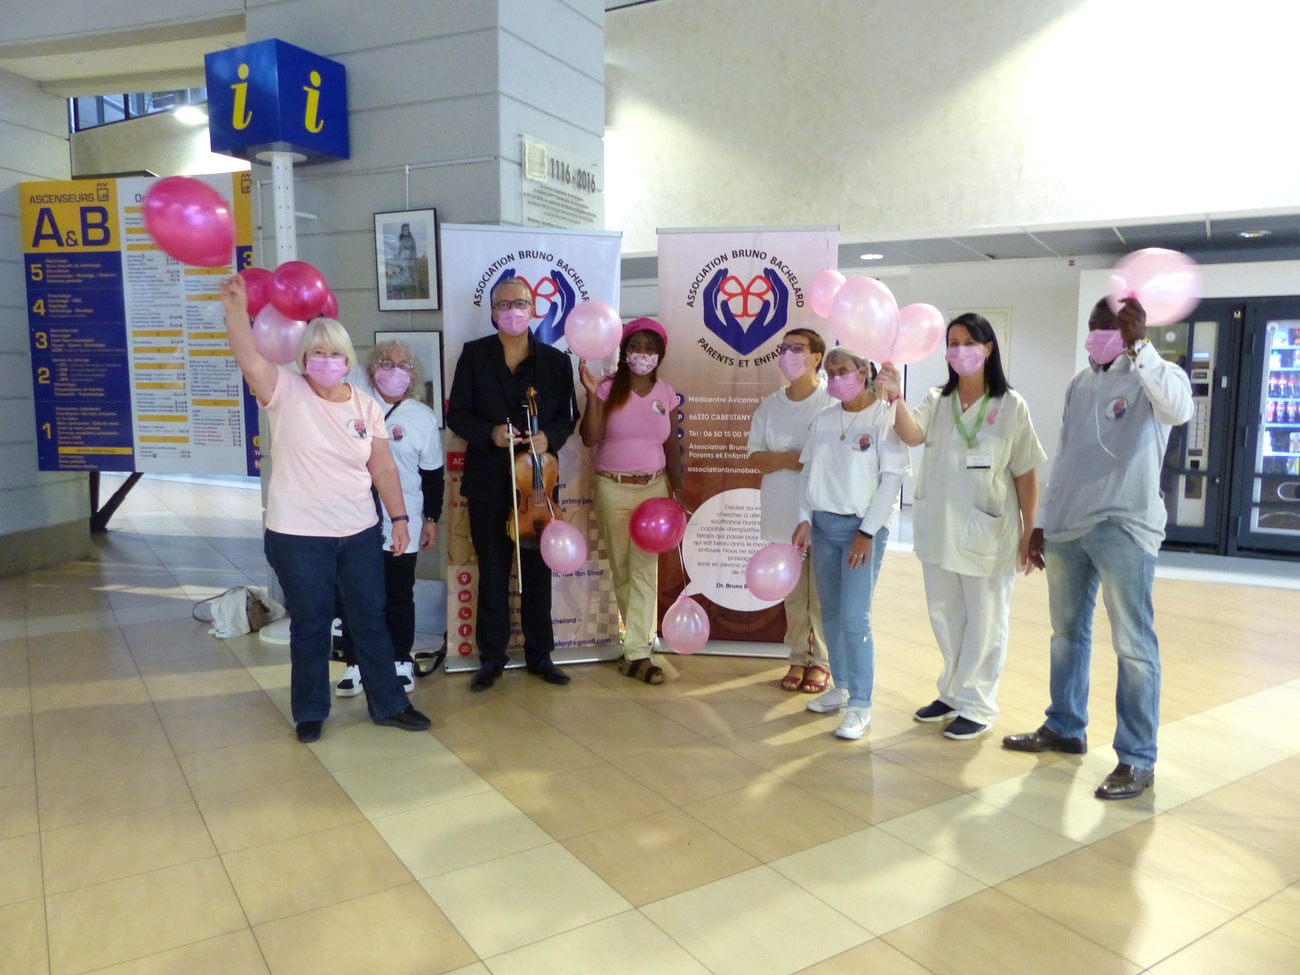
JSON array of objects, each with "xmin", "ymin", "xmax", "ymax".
[{"xmin": 2, "ymin": 474, "xmax": 1299, "ymax": 975}]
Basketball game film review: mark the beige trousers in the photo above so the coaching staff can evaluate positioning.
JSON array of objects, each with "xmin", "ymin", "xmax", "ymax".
[{"xmin": 594, "ymin": 473, "xmax": 668, "ymax": 661}]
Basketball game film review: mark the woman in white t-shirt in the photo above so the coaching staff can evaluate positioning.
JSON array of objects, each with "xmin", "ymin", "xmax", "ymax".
[
  {"xmin": 218, "ymin": 276, "xmax": 430, "ymax": 744},
  {"xmin": 792, "ymin": 348, "xmax": 910, "ymax": 741},
  {"xmin": 334, "ymin": 340, "xmax": 444, "ymax": 698},
  {"xmin": 876, "ymin": 313, "xmax": 1046, "ymax": 741},
  {"xmin": 579, "ymin": 318, "xmax": 684, "ymax": 685},
  {"xmin": 747, "ymin": 328, "xmax": 834, "ymax": 693}
]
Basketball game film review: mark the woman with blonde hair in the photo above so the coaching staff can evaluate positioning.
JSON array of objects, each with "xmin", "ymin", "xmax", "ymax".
[{"xmin": 219, "ymin": 276, "xmax": 430, "ymax": 743}]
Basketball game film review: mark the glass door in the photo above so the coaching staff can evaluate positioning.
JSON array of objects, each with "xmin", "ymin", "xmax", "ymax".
[{"xmin": 1229, "ymin": 301, "xmax": 1300, "ymax": 557}]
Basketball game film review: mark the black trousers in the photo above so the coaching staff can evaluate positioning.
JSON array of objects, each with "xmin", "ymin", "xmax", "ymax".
[
  {"xmin": 337, "ymin": 549, "xmax": 418, "ymax": 665},
  {"xmin": 467, "ymin": 498, "xmax": 555, "ymax": 671}
]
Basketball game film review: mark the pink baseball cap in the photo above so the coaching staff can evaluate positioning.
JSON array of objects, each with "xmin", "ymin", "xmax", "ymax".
[{"xmin": 621, "ymin": 317, "xmax": 668, "ymax": 351}]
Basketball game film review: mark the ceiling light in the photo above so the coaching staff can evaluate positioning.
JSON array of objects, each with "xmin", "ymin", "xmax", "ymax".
[
  {"xmin": 1237, "ymin": 229, "xmax": 1271, "ymax": 239},
  {"xmin": 174, "ymin": 105, "xmax": 208, "ymax": 126},
  {"xmin": 859, "ymin": 252, "xmax": 884, "ymax": 261}
]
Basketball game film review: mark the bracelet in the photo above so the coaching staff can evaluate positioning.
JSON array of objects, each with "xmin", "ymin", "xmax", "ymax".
[
  {"xmin": 423, "ymin": 516, "xmax": 438, "ymax": 523},
  {"xmin": 391, "ymin": 515, "xmax": 409, "ymax": 523},
  {"xmin": 856, "ymin": 529, "xmax": 873, "ymax": 539}
]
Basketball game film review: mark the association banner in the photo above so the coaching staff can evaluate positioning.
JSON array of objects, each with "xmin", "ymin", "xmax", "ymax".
[
  {"xmin": 439, "ymin": 224, "xmax": 622, "ymax": 671},
  {"xmin": 20, "ymin": 174, "xmax": 258, "ymax": 475},
  {"xmin": 656, "ymin": 226, "xmax": 838, "ymax": 648}
]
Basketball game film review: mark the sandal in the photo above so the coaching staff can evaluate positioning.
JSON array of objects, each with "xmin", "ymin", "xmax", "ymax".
[
  {"xmin": 780, "ymin": 665, "xmax": 807, "ymax": 691},
  {"xmin": 799, "ymin": 665, "xmax": 831, "ymax": 694},
  {"xmin": 620, "ymin": 658, "xmax": 666, "ymax": 684}
]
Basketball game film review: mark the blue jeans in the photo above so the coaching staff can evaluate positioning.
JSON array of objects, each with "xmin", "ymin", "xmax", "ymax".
[
  {"xmin": 1044, "ymin": 520, "xmax": 1160, "ymax": 768},
  {"xmin": 265, "ymin": 525, "xmax": 411, "ymax": 724},
  {"xmin": 810, "ymin": 512, "xmax": 888, "ymax": 709}
]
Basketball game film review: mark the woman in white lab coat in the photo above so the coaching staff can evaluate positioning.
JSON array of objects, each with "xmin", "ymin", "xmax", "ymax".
[{"xmin": 876, "ymin": 313, "xmax": 1046, "ymax": 741}]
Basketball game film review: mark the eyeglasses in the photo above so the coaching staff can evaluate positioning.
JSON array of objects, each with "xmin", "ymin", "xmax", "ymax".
[
  {"xmin": 776, "ymin": 342, "xmax": 808, "ymax": 354},
  {"xmin": 493, "ymin": 299, "xmax": 531, "ymax": 311},
  {"xmin": 378, "ymin": 359, "xmax": 414, "ymax": 373}
]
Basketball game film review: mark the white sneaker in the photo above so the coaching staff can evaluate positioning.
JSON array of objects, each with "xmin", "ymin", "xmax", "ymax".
[
  {"xmin": 396, "ymin": 660, "xmax": 416, "ymax": 694},
  {"xmin": 335, "ymin": 665, "xmax": 363, "ymax": 697},
  {"xmin": 806, "ymin": 686, "xmax": 849, "ymax": 713},
  {"xmin": 835, "ymin": 707, "xmax": 871, "ymax": 740}
]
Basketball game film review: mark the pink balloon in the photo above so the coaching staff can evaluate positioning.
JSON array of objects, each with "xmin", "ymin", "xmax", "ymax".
[
  {"xmin": 745, "ymin": 543, "xmax": 803, "ymax": 602},
  {"xmin": 252, "ymin": 303, "xmax": 306, "ymax": 365},
  {"xmin": 891, "ymin": 303, "xmax": 946, "ymax": 364},
  {"xmin": 629, "ymin": 497, "xmax": 688, "ymax": 554},
  {"xmin": 239, "ymin": 268, "xmax": 273, "ymax": 317},
  {"xmin": 540, "ymin": 519, "xmax": 588, "ymax": 575},
  {"xmin": 661, "ymin": 596, "xmax": 709, "ymax": 654},
  {"xmin": 270, "ymin": 261, "xmax": 330, "ymax": 321},
  {"xmin": 565, "ymin": 300, "xmax": 622, "ymax": 360},
  {"xmin": 809, "ymin": 269, "xmax": 846, "ymax": 319},
  {"xmin": 142, "ymin": 176, "xmax": 235, "ymax": 267},
  {"xmin": 1106, "ymin": 248, "xmax": 1202, "ymax": 327},
  {"xmin": 321, "ymin": 290, "xmax": 339, "ymax": 320},
  {"xmin": 828, "ymin": 277, "xmax": 899, "ymax": 360}
]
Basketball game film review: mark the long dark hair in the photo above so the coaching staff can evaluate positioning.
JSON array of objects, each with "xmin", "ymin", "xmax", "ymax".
[
  {"xmin": 604, "ymin": 327, "xmax": 666, "ymax": 413},
  {"xmin": 940, "ymin": 313, "xmax": 1010, "ymax": 398}
]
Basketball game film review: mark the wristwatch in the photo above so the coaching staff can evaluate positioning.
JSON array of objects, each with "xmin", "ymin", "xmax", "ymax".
[
  {"xmin": 1127, "ymin": 338, "xmax": 1150, "ymax": 359},
  {"xmin": 856, "ymin": 529, "xmax": 874, "ymax": 539},
  {"xmin": 423, "ymin": 516, "xmax": 438, "ymax": 523}
]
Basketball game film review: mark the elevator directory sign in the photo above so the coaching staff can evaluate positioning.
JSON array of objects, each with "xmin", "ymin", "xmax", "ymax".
[{"xmin": 20, "ymin": 174, "xmax": 260, "ymax": 475}]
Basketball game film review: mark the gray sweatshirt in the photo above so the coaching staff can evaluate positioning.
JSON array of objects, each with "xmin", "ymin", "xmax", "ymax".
[{"xmin": 1039, "ymin": 342, "xmax": 1194, "ymax": 555}]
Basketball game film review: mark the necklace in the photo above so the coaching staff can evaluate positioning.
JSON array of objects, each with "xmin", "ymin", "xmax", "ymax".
[{"xmin": 839, "ymin": 405, "xmax": 864, "ymax": 441}]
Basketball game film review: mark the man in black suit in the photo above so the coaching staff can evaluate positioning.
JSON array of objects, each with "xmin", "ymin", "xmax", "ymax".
[{"xmin": 448, "ymin": 276, "xmax": 579, "ymax": 691}]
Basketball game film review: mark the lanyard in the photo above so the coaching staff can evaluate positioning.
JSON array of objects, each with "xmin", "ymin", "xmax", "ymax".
[{"xmin": 951, "ymin": 392, "xmax": 990, "ymax": 449}]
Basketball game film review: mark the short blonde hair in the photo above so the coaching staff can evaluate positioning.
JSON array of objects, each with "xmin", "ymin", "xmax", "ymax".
[
  {"xmin": 297, "ymin": 317, "xmax": 357, "ymax": 369},
  {"xmin": 367, "ymin": 339, "xmax": 424, "ymax": 400}
]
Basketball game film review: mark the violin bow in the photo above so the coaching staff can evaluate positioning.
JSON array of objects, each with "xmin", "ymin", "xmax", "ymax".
[{"xmin": 506, "ymin": 417, "xmax": 524, "ymax": 593}]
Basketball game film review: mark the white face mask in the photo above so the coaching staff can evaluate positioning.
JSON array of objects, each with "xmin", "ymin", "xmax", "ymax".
[{"xmin": 627, "ymin": 352, "xmax": 659, "ymax": 376}]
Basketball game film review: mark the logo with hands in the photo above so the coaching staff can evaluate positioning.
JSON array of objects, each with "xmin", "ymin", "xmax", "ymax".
[{"xmin": 702, "ymin": 267, "xmax": 790, "ymax": 355}]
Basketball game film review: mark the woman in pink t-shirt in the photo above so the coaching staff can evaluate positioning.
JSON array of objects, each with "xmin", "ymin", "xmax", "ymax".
[{"xmin": 579, "ymin": 318, "xmax": 683, "ymax": 684}]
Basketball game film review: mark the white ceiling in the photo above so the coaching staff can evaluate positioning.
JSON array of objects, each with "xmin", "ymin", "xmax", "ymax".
[{"xmin": 7, "ymin": 8, "xmax": 1299, "ymax": 271}]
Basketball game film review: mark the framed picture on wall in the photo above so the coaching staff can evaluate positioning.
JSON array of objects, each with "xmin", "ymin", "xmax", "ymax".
[
  {"xmin": 373, "ymin": 330, "xmax": 445, "ymax": 427},
  {"xmin": 374, "ymin": 209, "xmax": 439, "ymax": 311}
]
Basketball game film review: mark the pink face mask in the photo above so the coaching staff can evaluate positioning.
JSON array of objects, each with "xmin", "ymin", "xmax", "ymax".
[
  {"xmin": 374, "ymin": 366, "xmax": 412, "ymax": 398},
  {"xmin": 778, "ymin": 350, "xmax": 808, "ymax": 382},
  {"xmin": 1085, "ymin": 329, "xmax": 1126, "ymax": 366},
  {"xmin": 627, "ymin": 352, "xmax": 659, "ymax": 376},
  {"xmin": 304, "ymin": 355, "xmax": 349, "ymax": 387},
  {"xmin": 945, "ymin": 344, "xmax": 987, "ymax": 377},
  {"xmin": 826, "ymin": 371, "xmax": 866, "ymax": 402},
  {"xmin": 496, "ymin": 308, "xmax": 531, "ymax": 337}
]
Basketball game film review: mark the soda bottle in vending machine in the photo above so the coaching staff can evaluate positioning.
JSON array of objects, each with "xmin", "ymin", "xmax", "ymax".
[{"xmin": 1268, "ymin": 400, "xmax": 1278, "ymax": 423}]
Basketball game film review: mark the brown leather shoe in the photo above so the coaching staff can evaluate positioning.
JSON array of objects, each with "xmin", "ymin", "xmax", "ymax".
[
  {"xmin": 1094, "ymin": 763, "xmax": 1154, "ymax": 800},
  {"xmin": 1001, "ymin": 724, "xmax": 1087, "ymax": 754}
]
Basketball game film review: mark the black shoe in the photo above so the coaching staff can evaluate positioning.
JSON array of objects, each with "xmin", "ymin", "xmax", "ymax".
[
  {"xmin": 295, "ymin": 720, "xmax": 323, "ymax": 743},
  {"xmin": 527, "ymin": 662, "xmax": 571, "ymax": 686},
  {"xmin": 914, "ymin": 700, "xmax": 956, "ymax": 723},
  {"xmin": 374, "ymin": 706, "xmax": 431, "ymax": 732},
  {"xmin": 1094, "ymin": 763, "xmax": 1154, "ymax": 800},
  {"xmin": 469, "ymin": 667, "xmax": 502, "ymax": 693},
  {"xmin": 1001, "ymin": 724, "xmax": 1087, "ymax": 754},
  {"xmin": 943, "ymin": 716, "xmax": 989, "ymax": 740}
]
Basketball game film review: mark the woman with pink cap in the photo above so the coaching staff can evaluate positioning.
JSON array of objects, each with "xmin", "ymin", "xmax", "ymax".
[{"xmin": 579, "ymin": 318, "xmax": 684, "ymax": 684}]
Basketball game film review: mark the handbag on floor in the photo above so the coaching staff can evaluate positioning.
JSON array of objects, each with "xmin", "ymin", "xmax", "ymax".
[{"xmin": 193, "ymin": 586, "xmax": 285, "ymax": 638}]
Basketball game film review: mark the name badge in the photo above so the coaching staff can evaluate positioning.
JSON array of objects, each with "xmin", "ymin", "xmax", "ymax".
[{"xmin": 966, "ymin": 451, "xmax": 993, "ymax": 470}]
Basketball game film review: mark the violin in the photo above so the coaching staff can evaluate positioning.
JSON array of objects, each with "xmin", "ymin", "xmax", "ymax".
[{"xmin": 507, "ymin": 386, "xmax": 560, "ymax": 543}]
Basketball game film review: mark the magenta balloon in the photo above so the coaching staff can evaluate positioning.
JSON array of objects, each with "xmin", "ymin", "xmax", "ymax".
[
  {"xmin": 661, "ymin": 596, "xmax": 710, "ymax": 654},
  {"xmin": 891, "ymin": 303, "xmax": 947, "ymax": 365},
  {"xmin": 270, "ymin": 261, "xmax": 330, "ymax": 321},
  {"xmin": 321, "ymin": 290, "xmax": 340, "ymax": 320},
  {"xmin": 252, "ymin": 303, "xmax": 306, "ymax": 365},
  {"xmin": 565, "ymin": 300, "xmax": 623, "ymax": 360},
  {"xmin": 808, "ymin": 269, "xmax": 846, "ymax": 319},
  {"xmin": 142, "ymin": 176, "xmax": 235, "ymax": 267},
  {"xmin": 1106, "ymin": 248, "xmax": 1202, "ymax": 327},
  {"xmin": 745, "ymin": 543, "xmax": 803, "ymax": 602},
  {"xmin": 828, "ymin": 277, "xmax": 899, "ymax": 360},
  {"xmin": 239, "ymin": 268, "xmax": 274, "ymax": 317},
  {"xmin": 629, "ymin": 497, "xmax": 688, "ymax": 554},
  {"xmin": 540, "ymin": 519, "xmax": 588, "ymax": 575}
]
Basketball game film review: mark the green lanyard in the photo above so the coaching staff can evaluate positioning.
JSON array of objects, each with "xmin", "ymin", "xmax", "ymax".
[{"xmin": 951, "ymin": 392, "xmax": 990, "ymax": 449}]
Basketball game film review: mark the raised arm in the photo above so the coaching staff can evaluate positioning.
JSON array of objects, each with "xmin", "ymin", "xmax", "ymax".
[{"xmin": 219, "ymin": 276, "xmax": 279, "ymax": 402}]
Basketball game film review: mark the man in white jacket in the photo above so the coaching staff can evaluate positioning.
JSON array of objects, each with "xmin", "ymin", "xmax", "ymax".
[{"xmin": 1003, "ymin": 296, "xmax": 1193, "ymax": 800}]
